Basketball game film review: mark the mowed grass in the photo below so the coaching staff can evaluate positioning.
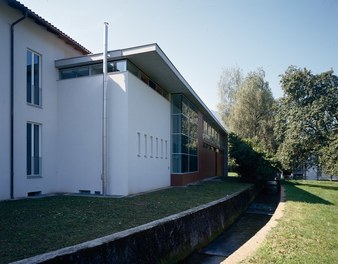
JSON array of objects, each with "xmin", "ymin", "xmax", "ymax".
[
  {"xmin": 0, "ymin": 177, "xmax": 249, "ymax": 263},
  {"xmin": 244, "ymin": 180, "xmax": 338, "ymax": 264},
  {"xmin": 228, "ymin": 171, "xmax": 239, "ymax": 177}
]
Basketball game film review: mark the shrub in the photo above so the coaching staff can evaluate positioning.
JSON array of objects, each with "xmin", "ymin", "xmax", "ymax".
[{"xmin": 228, "ymin": 133, "xmax": 278, "ymax": 182}]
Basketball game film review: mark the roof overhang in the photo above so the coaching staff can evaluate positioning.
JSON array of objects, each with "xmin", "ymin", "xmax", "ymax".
[{"xmin": 55, "ymin": 44, "xmax": 227, "ymax": 135}]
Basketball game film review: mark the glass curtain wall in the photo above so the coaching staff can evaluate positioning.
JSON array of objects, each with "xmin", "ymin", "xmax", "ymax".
[{"xmin": 172, "ymin": 94, "xmax": 198, "ymax": 173}]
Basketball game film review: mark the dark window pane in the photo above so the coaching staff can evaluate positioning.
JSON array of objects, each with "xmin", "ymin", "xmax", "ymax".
[
  {"xmin": 107, "ymin": 62, "xmax": 115, "ymax": 72},
  {"xmin": 91, "ymin": 64, "xmax": 103, "ymax": 75},
  {"xmin": 26, "ymin": 123, "xmax": 32, "ymax": 175},
  {"xmin": 172, "ymin": 154, "xmax": 181, "ymax": 173},
  {"xmin": 33, "ymin": 54, "xmax": 40, "ymax": 105},
  {"xmin": 60, "ymin": 68, "xmax": 77, "ymax": 79},
  {"xmin": 172, "ymin": 94, "xmax": 182, "ymax": 114},
  {"xmin": 26, "ymin": 51, "xmax": 32, "ymax": 103},
  {"xmin": 172, "ymin": 134, "xmax": 181, "ymax": 153},
  {"xmin": 189, "ymin": 155, "xmax": 198, "ymax": 172},
  {"xmin": 34, "ymin": 124, "xmax": 39, "ymax": 175},
  {"xmin": 76, "ymin": 66, "xmax": 89, "ymax": 77},
  {"xmin": 149, "ymin": 79, "xmax": 156, "ymax": 89},
  {"xmin": 181, "ymin": 135, "xmax": 188, "ymax": 154},
  {"xmin": 181, "ymin": 154, "xmax": 189, "ymax": 173},
  {"xmin": 172, "ymin": 115, "xmax": 181, "ymax": 134}
]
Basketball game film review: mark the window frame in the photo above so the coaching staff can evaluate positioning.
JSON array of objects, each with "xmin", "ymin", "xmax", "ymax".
[
  {"xmin": 26, "ymin": 49, "xmax": 42, "ymax": 107},
  {"xmin": 27, "ymin": 122, "xmax": 42, "ymax": 177}
]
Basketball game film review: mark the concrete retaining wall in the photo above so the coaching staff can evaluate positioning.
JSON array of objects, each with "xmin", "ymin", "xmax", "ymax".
[{"xmin": 13, "ymin": 185, "xmax": 256, "ymax": 264}]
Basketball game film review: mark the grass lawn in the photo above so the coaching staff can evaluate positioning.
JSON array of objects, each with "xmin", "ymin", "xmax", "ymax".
[
  {"xmin": 244, "ymin": 180, "xmax": 338, "ymax": 264},
  {"xmin": 0, "ymin": 177, "xmax": 249, "ymax": 263},
  {"xmin": 228, "ymin": 171, "xmax": 239, "ymax": 177}
]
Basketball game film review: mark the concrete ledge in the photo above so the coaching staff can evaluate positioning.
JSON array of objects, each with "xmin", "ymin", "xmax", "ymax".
[{"xmin": 12, "ymin": 185, "xmax": 256, "ymax": 264}]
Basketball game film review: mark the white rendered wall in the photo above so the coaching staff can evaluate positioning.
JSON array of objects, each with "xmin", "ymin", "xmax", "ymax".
[
  {"xmin": 57, "ymin": 76, "xmax": 103, "ymax": 194},
  {"xmin": 107, "ymin": 73, "xmax": 129, "ymax": 196},
  {"xmin": 0, "ymin": 2, "xmax": 83, "ymax": 199},
  {"xmin": 127, "ymin": 73, "xmax": 171, "ymax": 194},
  {"xmin": 0, "ymin": 1, "xmax": 11, "ymax": 199}
]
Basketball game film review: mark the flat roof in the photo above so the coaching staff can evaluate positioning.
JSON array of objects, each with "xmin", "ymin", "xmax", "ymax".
[
  {"xmin": 7, "ymin": 0, "xmax": 90, "ymax": 55},
  {"xmin": 55, "ymin": 44, "xmax": 227, "ymax": 135}
]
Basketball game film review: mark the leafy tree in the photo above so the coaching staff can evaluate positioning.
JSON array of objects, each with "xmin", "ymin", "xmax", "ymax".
[
  {"xmin": 218, "ymin": 68, "xmax": 276, "ymax": 152},
  {"xmin": 229, "ymin": 69, "xmax": 276, "ymax": 151},
  {"xmin": 217, "ymin": 66, "xmax": 243, "ymax": 128},
  {"xmin": 275, "ymin": 66, "xmax": 338, "ymax": 177},
  {"xmin": 228, "ymin": 133, "xmax": 278, "ymax": 182}
]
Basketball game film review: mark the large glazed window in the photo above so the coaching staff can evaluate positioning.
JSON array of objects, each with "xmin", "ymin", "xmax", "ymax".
[
  {"xmin": 26, "ymin": 50, "xmax": 41, "ymax": 106},
  {"xmin": 27, "ymin": 123, "xmax": 42, "ymax": 177},
  {"xmin": 172, "ymin": 94, "xmax": 198, "ymax": 173}
]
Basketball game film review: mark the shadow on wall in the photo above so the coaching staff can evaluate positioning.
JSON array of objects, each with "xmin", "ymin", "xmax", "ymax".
[{"xmin": 284, "ymin": 181, "xmax": 334, "ymax": 205}]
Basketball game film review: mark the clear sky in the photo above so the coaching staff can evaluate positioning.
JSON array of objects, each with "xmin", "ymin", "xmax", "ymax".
[{"xmin": 20, "ymin": 0, "xmax": 338, "ymax": 111}]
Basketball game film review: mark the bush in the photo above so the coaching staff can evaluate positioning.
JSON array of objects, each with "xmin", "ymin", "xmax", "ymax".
[{"xmin": 228, "ymin": 133, "xmax": 278, "ymax": 182}]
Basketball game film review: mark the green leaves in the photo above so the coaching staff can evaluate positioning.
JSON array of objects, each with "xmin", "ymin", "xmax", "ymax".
[
  {"xmin": 218, "ymin": 67, "xmax": 276, "ymax": 152},
  {"xmin": 228, "ymin": 133, "xmax": 279, "ymax": 182},
  {"xmin": 275, "ymin": 66, "xmax": 338, "ymax": 176}
]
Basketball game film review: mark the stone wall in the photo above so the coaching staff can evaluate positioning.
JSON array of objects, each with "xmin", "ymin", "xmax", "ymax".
[{"xmin": 13, "ymin": 185, "xmax": 256, "ymax": 264}]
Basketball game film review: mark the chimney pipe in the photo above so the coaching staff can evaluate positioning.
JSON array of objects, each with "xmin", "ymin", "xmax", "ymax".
[{"xmin": 102, "ymin": 22, "xmax": 108, "ymax": 195}]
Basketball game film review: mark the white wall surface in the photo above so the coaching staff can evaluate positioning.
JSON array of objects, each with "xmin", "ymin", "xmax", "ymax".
[
  {"xmin": 0, "ymin": 2, "xmax": 83, "ymax": 199},
  {"xmin": 107, "ymin": 73, "xmax": 129, "ymax": 195},
  {"xmin": 127, "ymin": 73, "xmax": 171, "ymax": 194},
  {"xmin": 0, "ymin": 1, "xmax": 12, "ymax": 199},
  {"xmin": 57, "ymin": 76, "xmax": 102, "ymax": 194}
]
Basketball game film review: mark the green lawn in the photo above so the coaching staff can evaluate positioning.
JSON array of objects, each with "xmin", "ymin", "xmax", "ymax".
[
  {"xmin": 245, "ymin": 180, "xmax": 338, "ymax": 264},
  {"xmin": 228, "ymin": 171, "xmax": 239, "ymax": 177},
  {"xmin": 0, "ymin": 177, "xmax": 249, "ymax": 263}
]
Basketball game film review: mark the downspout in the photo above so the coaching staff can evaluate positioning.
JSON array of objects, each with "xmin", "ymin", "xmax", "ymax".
[
  {"xmin": 102, "ymin": 22, "xmax": 108, "ymax": 195},
  {"xmin": 10, "ymin": 13, "xmax": 27, "ymax": 199}
]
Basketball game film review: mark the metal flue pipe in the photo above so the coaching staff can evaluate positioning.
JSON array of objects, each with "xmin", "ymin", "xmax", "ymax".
[{"xmin": 102, "ymin": 22, "xmax": 108, "ymax": 195}]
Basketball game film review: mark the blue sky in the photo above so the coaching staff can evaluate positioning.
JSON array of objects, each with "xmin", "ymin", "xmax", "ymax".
[{"xmin": 20, "ymin": 0, "xmax": 338, "ymax": 111}]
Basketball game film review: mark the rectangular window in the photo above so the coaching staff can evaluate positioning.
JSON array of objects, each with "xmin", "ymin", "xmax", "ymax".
[
  {"xmin": 161, "ymin": 139, "xmax": 163, "ymax": 159},
  {"xmin": 156, "ymin": 137, "xmax": 159, "ymax": 158},
  {"xmin": 165, "ymin": 140, "xmax": 168, "ymax": 159},
  {"xmin": 150, "ymin": 136, "xmax": 153, "ymax": 158},
  {"xmin": 137, "ymin": 132, "xmax": 141, "ymax": 157},
  {"xmin": 26, "ymin": 50, "xmax": 41, "ymax": 106},
  {"xmin": 171, "ymin": 94, "xmax": 198, "ymax": 173},
  {"xmin": 144, "ymin": 134, "xmax": 147, "ymax": 157},
  {"xmin": 27, "ymin": 123, "xmax": 41, "ymax": 176}
]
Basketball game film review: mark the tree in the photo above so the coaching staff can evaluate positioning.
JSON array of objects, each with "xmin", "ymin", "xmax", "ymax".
[
  {"xmin": 228, "ymin": 133, "xmax": 279, "ymax": 182},
  {"xmin": 275, "ymin": 66, "xmax": 338, "ymax": 177},
  {"xmin": 229, "ymin": 69, "xmax": 276, "ymax": 151},
  {"xmin": 217, "ymin": 66, "xmax": 243, "ymax": 128},
  {"xmin": 218, "ymin": 68, "xmax": 276, "ymax": 152}
]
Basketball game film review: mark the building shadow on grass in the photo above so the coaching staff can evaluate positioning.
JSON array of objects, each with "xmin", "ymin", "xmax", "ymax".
[
  {"xmin": 284, "ymin": 181, "xmax": 334, "ymax": 205},
  {"xmin": 293, "ymin": 182, "xmax": 338, "ymax": 191}
]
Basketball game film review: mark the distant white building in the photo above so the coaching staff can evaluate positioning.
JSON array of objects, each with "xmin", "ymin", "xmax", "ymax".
[{"xmin": 1, "ymin": 0, "xmax": 228, "ymax": 200}]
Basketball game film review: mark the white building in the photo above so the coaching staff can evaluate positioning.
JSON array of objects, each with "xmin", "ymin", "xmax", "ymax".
[{"xmin": 1, "ymin": 0, "xmax": 228, "ymax": 200}]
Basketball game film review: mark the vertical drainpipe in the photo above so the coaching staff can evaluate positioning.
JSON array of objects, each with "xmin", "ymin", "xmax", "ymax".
[
  {"xmin": 102, "ymin": 22, "xmax": 108, "ymax": 196},
  {"xmin": 10, "ymin": 13, "xmax": 27, "ymax": 199}
]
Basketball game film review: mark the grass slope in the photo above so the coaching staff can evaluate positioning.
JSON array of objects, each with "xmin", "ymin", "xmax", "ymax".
[
  {"xmin": 0, "ymin": 177, "xmax": 249, "ymax": 263},
  {"xmin": 245, "ymin": 180, "xmax": 338, "ymax": 264}
]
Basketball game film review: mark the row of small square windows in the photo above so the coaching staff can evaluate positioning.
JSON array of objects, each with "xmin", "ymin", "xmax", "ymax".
[{"xmin": 137, "ymin": 133, "xmax": 168, "ymax": 159}]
